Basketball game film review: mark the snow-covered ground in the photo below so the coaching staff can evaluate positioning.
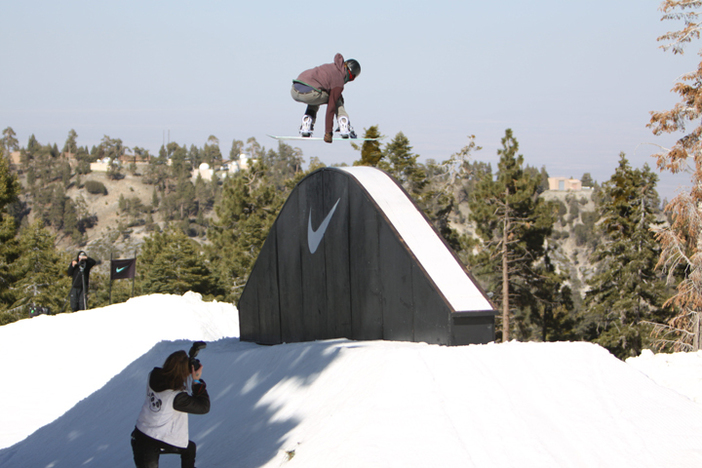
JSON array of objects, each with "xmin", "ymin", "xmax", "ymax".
[{"xmin": 2, "ymin": 292, "xmax": 702, "ymax": 467}]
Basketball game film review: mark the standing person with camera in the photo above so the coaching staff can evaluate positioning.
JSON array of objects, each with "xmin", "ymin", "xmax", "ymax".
[
  {"xmin": 131, "ymin": 344, "xmax": 210, "ymax": 468},
  {"xmin": 67, "ymin": 250, "xmax": 96, "ymax": 312}
]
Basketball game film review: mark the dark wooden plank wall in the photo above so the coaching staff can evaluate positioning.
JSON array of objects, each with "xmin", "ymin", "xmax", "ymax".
[
  {"xmin": 348, "ymin": 182, "xmax": 383, "ymax": 340},
  {"xmin": 238, "ymin": 219, "xmax": 281, "ymax": 344},
  {"xmin": 322, "ymin": 171, "xmax": 351, "ymax": 339},
  {"xmin": 276, "ymin": 188, "xmax": 306, "ymax": 342},
  {"xmin": 253, "ymin": 228, "xmax": 282, "ymax": 345},
  {"xmin": 378, "ymin": 218, "xmax": 415, "ymax": 342},
  {"xmin": 239, "ymin": 167, "xmax": 495, "ymax": 346},
  {"xmin": 298, "ymin": 173, "xmax": 326, "ymax": 341},
  {"xmin": 411, "ymin": 261, "xmax": 451, "ymax": 346}
]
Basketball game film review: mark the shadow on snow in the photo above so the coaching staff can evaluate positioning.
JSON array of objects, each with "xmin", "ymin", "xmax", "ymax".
[{"xmin": 0, "ymin": 338, "xmax": 342, "ymax": 468}]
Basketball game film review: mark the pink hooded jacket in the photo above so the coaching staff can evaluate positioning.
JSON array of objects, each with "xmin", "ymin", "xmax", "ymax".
[{"xmin": 295, "ymin": 53, "xmax": 347, "ymax": 134}]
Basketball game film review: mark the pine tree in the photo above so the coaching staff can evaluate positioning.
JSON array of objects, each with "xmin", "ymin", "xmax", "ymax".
[
  {"xmin": 62, "ymin": 198, "xmax": 83, "ymax": 243},
  {"xmin": 206, "ymin": 162, "xmax": 286, "ymax": 302},
  {"xmin": 96, "ymin": 135, "xmax": 124, "ymax": 161},
  {"xmin": 27, "ymin": 134, "xmax": 40, "ymax": 155},
  {"xmin": 1, "ymin": 127, "xmax": 19, "ymax": 157},
  {"xmin": 144, "ymin": 151, "xmax": 169, "ymax": 188},
  {"xmin": 581, "ymin": 173, "xmax": 595, "ymax": 188},
  {"xmin": 160, "ymin": 177, "xmax": 197, "ymax": 224},
  {"xmin": 245, "ymin": 137, "xmax": 266, "ymax": 162},
  {"xmin": 63, "ymin": 129, "xmax": 78, "ymax": 154},
  {"xmin": 8, "ymin": 221, "xmax": 70, "ymax": 316},
  {"xmin": 139, "ymin": 227, "xmax": 214, "ymax": 296},
  {"xmin": 0, "ymin": 148, "xmax": 19, "ymax": 213},
  {"xmin": 527, "ymin": 253, "xmax": 577, "ymax": 342},
  {"xmin": 203, "ymin": 135, "xmax": 223, "ymax": 167},
  {"xmin": 421, "ymin": 135, "xmax": 483, "ymax": 252},
  {"xmin": 229, "ymin": 139, "xmax": 244, "ymax": 162},
  {"xmin": 468, "ymin": 129, "xmax": 557, "ymax": 341},
  {"xmin": 106, "ymin": 159, "xmax": 123, "ymax": 181},
  {"xmin": 378, "ymin": 132, "xmax": 427, "ymax": 198},
  {"xmin": 194, "ymin": 174, "xmax": 214, "ymax": 212},
  {"xmin": 0, "ymin": 149, "xmax": 21, "ymax": 320},
  {"xmin": 264, "ymin": 142, "xmax": 304, "ymax": 189},
  {"xmin": 169, "ymin": 144, "xmax": 190, "ymax": 180},
  {"xmin": 74, "ymin": 146, "xmax": 91, "ymax": 175},
  {"xmin": 352, "ymin": 125, "xmax": 384, "ymax": 166},
  {"xmin": 581, "ymin": 154, "xmax": 671, "ymax": 358},
  {"xmin": 48, "ymin": 185, "xmax": 66, "ymax": 230},
  {"xmin": 648, "ymin": 1, "xmax": 702, "ymax": 351}
]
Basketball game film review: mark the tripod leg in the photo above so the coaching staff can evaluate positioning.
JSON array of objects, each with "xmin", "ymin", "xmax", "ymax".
[{"xmin": 81, "ymin": 271, "xmax": 88, "ymax": 310}]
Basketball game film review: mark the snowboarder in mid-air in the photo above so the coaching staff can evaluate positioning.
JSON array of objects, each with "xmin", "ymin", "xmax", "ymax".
[{"xmin": 291, "ymin": 53, "xmax": 361, "ymax": 142}]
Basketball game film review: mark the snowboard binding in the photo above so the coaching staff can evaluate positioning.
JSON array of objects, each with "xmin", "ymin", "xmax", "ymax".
[
  {"xmin": 336, "ymin": 116, "xmax": 356, "ymax": 139},
  {"xmin": 299, "ymin": 115, "xmax": 314, "ymax": 137}
]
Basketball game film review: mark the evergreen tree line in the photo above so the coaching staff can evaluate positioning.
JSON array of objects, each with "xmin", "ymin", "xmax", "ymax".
[
  {"xmin": 0, "ymin": 126, "xmax": 678, "ymax": 359},
  {"xmin": 0, "ymin": 128, "xmax": 307, "ymax": 326}
]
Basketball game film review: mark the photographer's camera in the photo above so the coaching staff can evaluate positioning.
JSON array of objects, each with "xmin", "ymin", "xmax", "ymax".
[{"xmin": 188, "ymin": 341, "xmax": 207, "ymax": 371}]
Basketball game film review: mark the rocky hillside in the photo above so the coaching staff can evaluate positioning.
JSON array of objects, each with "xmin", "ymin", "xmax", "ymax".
[
  {"xmin": 25, "ymin": 165, "xmax": 600, "ymax": 301},
  {"xmin": 540, "ymin": 189, "xmax": 598, "ymax": 301},
  {"xmin": 31, "ymin": 169, "xmax": 212, "ymax": 276},
  {"xmin": 62, "ymin": 172, "xmax": 154, "ymax": 248},
  {"xmin": 451, "ymin": 187, "xmax": 599, "ymax": 303}
]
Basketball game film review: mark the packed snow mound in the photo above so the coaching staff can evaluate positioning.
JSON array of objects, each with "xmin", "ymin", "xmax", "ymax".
[
  {"xmin": 627, "ymin": 348, "xmax": 702, "ymax": 404},
  {"xmin": 3, "ymin": 293, "xmax": 702, "ymax": 467},
  {"xmin": 0, "ymin": 292, "xmax": 239, "ymax": 449}
]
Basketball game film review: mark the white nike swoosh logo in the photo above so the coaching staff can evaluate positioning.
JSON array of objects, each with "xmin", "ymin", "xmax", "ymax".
[{"xmin": 308, "ymin": 198, "xmax": 341, "ymax": 254}]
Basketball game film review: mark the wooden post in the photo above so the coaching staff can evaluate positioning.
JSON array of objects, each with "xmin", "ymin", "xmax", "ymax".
[
  {"xmin": 109, "ymin": 252, "xmax": 113, "ymax": 305},
  {"xmin": 695, "ymin": 312, "xmax": 700, "ymax": 352},
  {"xmin": 132, "ymin": 251, "xmax": 137, "ymax": 298},
  {"xmin": 502, "ymin": 188, "xmax": 510, "ymax": 342}
]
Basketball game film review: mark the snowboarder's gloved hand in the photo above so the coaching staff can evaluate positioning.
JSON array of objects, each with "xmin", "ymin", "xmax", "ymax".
[{"xmin": 324, "ymin": 132, "xmax": 333, "ymax": 143}]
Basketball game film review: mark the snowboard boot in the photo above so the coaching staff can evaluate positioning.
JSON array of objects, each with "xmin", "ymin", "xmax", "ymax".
[
  {"xmin": 299, "ymin": 115, "xmax": 314, "ymax": 137},
  {"xmin": 337, "ymin": 116, "xmax": 356, "ymax": 139}
]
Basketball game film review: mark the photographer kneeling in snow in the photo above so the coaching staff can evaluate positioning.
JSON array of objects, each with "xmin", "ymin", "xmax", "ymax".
[{"xmin": 131, "ymin": 350, "xmax": 210, "ymax": 468}]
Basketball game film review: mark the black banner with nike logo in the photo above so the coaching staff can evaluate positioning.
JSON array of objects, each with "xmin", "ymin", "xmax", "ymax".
[{"xmin": 111, "ymin": 258, "xmax": 136, "ymax": 280}]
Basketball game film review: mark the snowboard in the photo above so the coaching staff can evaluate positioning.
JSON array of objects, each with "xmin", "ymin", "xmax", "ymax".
[{"xmin": 267, "ymin": 134, "xmax": 381, "ymax": 142}]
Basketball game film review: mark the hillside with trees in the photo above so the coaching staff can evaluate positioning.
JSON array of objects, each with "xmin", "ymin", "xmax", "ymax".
[{"xmin": 0, "ymin": 124, "xmax": 678, "ymax": 359}]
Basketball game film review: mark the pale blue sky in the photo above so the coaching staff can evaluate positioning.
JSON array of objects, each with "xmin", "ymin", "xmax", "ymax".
[{"xmin": 1, "ymin": 0, "xmax": 698, "ymax": 199}]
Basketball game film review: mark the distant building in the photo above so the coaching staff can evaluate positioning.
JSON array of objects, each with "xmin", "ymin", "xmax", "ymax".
[
  {"xmin": 118, "ymin": 152, "xmax": 149, "ymax": 165},
  {"xmin": 223, "ymin": 153, "xmax": 255, "ymax": 174},
  {"xmin": 194, "ymin": 162, "xmax": 214, "ymax": 180},
  {"xmin": 548, "ymin": 177, "xmax": 582, "ymax": 191},
  {"xmin": 193, "ymin": 154, "xmax": 256, "ymax": 181},
  {"xmin": 9, "ymin": 151, "xmax": 21, "ymax": 166},
  {"xmin": 90, "ymin": 157, "xmax": 119, "ymax": 172}
]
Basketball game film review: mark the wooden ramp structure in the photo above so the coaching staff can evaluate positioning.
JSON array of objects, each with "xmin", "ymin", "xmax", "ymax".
[{"xmin": 238, "ymin": 166, "xmax": 496, "ymax": 346}]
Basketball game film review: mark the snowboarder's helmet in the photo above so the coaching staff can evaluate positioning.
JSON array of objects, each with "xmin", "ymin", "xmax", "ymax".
[{"xmin": 346, "ymin": 59, "xmax": 361, "ymax": 81}]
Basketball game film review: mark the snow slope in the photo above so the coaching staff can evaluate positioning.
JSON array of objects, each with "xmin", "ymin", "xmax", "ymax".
[
  {"xmin": 627, "ymin": 348, "xmax": 702, "ymax": 404},
  {"xmin": 2, "ymin": 293, "xmax": 702, "ymax": 467},
  {"xmin": 0, "ymin": 292, "xmax": 239, "ymax": 450}
]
